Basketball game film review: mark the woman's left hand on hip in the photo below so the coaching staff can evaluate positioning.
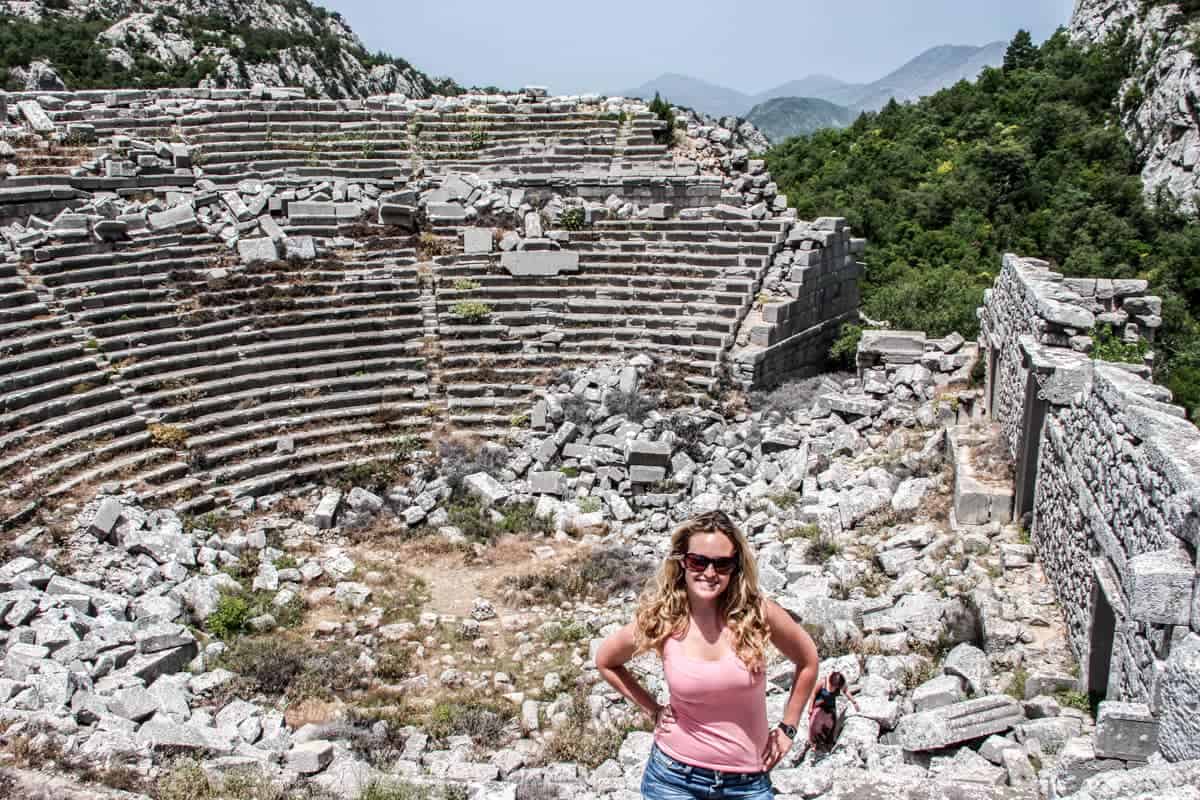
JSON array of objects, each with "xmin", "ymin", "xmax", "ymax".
[{"xmin": 761, "ymin": 727, "xmax": 793, "ymax": 770}]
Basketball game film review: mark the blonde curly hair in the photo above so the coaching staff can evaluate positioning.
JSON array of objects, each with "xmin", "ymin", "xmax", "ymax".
[{"xmin": 633, "ymin": 510, "xmax": 770, "ymax": 672}]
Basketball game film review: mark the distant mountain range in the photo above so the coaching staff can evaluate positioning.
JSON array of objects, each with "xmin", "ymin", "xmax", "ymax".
[
  {"xmin": 620, "ymin": 42, "xmax": 1009, "ymax": 143},
  {"xmin": 745, "ymin": 97, "xmax": 859, "ymax": 143}
]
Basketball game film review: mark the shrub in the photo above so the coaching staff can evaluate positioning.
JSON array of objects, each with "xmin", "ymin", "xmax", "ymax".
[
  {"xmin": 336, "ymin": 459, "xmax": 402, "ymax": 492},
  {"xmin": 446, "ymin": 498, "xmax": 552, "ymax": 541},
  {"xmin": 206, "ymin": 593, "xmax": 250, "ymax": 639},
  {"xmin": 540, "ymin": 688, "xmax": 645, "ymax": 768},
  {"xmin": 577, "ymin": 496, "xmax": 601, "ymax": 514},
  {"xmin": 502, "ymin": 548, "xmax": 653, "ymax": 605},
  {"xmin": 648, "ymin": 92, "xmax": 677, "ymax": 147},
  {"xmin": 359, "ymin": 781, "xmax": 466, "ymax": 800},
  {"xmin": 750, "ymin": 375, "xmax": 827, "ymax": 418},
  {"xmin": 451, "ymin": 300, "xmax": 493, "ymax": 322},
  {"xmin": 1090, "ymin": 325, "xmax": 1148, "ymax": 364},
  {"xmin": 559, "ymin": 208, "xmax": 586, "ymax": 231},
  {"xmin": 452, "ymin": 278, "xmax": 481, "ymax": 291},
  {"xmin": 418, "ymin": 232, "xmax": 453, "ymax": 260},
  {"xmin": 766, "ymin": 491, "xmax": 799, "ymax": 510},
  {"xmin": 424, "ymin": 695, "xmax": 514, "ymax": 741},
  {"xmin": 1054, "ymin": 689, "xmax": 1096, "ymax": 717},
  {"xmin": 605, "ymin": 389, "xmax": 655, "ymax": 422},
  {"xmin": 437, "ymin": 436, "xmax": 507, "ymax": 492},
  {"xmin": 218, "ymin": 635, "xmax": 367, "ymax": 701},
  {"xmin": 781, "ymin": 524, "xmax": 820, "ymax": 542},
  {"xmin": 828, "ymin": 324, "xmax": 863, "ymax": 371},
  {"xmin": 806, "ymin": 533, "xmax": 843, "ymax": 564},
  {"xmin": 560, "ymin": 394, "xmax": 591, "ymax": 425},
  {"xmin": 1006, "ymin": 667, "xmax": 1029, "ymax": 700}
]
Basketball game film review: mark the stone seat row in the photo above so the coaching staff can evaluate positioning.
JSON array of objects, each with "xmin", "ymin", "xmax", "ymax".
[
  {"xmin": 28, "ymin": 232, "xmax": 222, "ymax": 269},
  {"xmin": 143, "ymin": 359, "xmax": 426, "ymax": 422},
  {"xmin": 438, "ymin": 281, "xmax": 749, "ymax": 309},
  {"xmin": 436, "ymin": 269, "xmax": 756, "ymax": 295},
  {"xmin": 69, "ymin": 279, "xmax": 421, "ymax": 340},
  {"xmin": 118, "ymin": 324, "xmax": 426, "ymax": 388},
  {"xmin": 99, "ymin": 309, "xmax": 419, "ymax": 366},
  {"xmin": 436, "ymin": 325, "xmax": 726, "ymax": 365}
]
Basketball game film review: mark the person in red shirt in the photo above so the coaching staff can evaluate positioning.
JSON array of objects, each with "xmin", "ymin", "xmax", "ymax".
[{"xmin": 595, "ymin": 510, "xmax": 820, "ymax": 798}]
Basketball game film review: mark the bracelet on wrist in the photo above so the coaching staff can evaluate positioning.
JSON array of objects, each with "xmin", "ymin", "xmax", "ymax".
[{"xmin": 777, "ymin": 721, "xmax": 797, "ymax": 739}]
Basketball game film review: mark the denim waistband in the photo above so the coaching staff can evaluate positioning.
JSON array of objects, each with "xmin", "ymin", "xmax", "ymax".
[{"xmin": 651, "ymin": 743, "xmax": 768, "ymax": 782}]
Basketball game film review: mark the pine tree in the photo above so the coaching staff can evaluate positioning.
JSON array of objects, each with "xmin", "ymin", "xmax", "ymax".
[{"xmin": 1004, "ymin": 30, "xmax": 1037, "ymax": 73}]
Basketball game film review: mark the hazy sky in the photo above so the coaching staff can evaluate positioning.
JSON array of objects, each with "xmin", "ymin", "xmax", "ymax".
[{"xmin": 322, "ymin": 0, "xmax": 1078, "ymax": 95}]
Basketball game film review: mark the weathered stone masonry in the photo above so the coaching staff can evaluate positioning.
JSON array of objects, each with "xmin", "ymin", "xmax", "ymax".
[
  {"xmin": 731, "ymin": 216, "xmax": 865, "ymax": 387},
  {"xmin": 980, "ymin": 254, "xmax": 1200, "ymax": 762}
]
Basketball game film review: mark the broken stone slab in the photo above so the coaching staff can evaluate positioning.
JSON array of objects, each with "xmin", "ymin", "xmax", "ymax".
[
  {"xmin": 93, "ymin": 219, "xmax": 128, "ymax": 242},
  {"xmin": 1160, "ymin": 632, "xmax": 1200, "ymax": 761},
  {"xmin": 463, "ymin": 473, "xmax": 509, "ymax": 507},
  {"xmin": 289, "ymin": 740, "xmax": 335, "ymax": 774},
  {"xmin": 346, "ymin": 487, "xmax": 384, "ymax": 515},
  {"xmin": 529, "ymin": 471, "xmax": 566, "ymax": 496},
  {"xmin": 138, "ymin": 714, "xmax": 234, "ymax": 754},
  {"xmin": 45, "ymin": 576, "xmax": 128, "ymax": 618},
  {"xmin": 816, "ymin": 392, "xmax": 884, "ymax": 418},
  {"xmin": 625, "ymin": 440, "xmax": 672, "ymax": 468},
  {"xmin": 120, "ymin": 641, "xmax": 199, "ymax": 684},
  {"xmin": 912, "ymin": 674, "xmax": 966, "ymax": 712},
  {"xmin": 314, "ymin": 491, "xmax": 341, "ymax": 530},
  {"xmin": 147, "ymin": 204, "xmax": 198, "ymax": 233},
  {"xmin": 629, "ymin": 465, "xmax": 667, "ymax": 484},
  {"xmin": 1125, "ymin": 549, "xmax": 1195, "ymax": 626},
  {"xmin": 16, "ymin": 100, "xmax": 55, "ymax": 133},
  {"xmin": 110, "ymin": 686, "xmax": 159, "ymax": 722},
  {"xmin": 500, "ymin": 251, "xmax": 580, "ymax": 277},
  {"xmin": 464, "ymin": 227, "xmax": 493, "ymax": 254},
  {"xmin": 237, "ymin": 237, "xmax": 278, "ymax": 264},
  {"xmin": 895, "ymin": 695, "xmax": 1024, "ymax": 751},
  {"xmin": 943, "ymin": 643, "xmax": 991, "ymax": 697},
  {"xmin": 858, "ymin": 330, "xmax": 927, "ymax": 367},
  {"xmin": 1094, "ymin": 702, "xmax": 1159, "ymax": 761},
  {"xmin": 89, "ymin": 497, "xmax": 124, "ymax": 542},
  {"xmin": 712, "ymin": 204, "xmax": 752, "ymax": 220},
  {"xmin": 285, "ymin": 235, "xmax": 317, "ymax": 261},
  {"xmin": 523, "ymin": 211, "xmax": 544, "ymax": 238},
  {"xmin": 890, "ymin": 478, "xmax": 931, "ymax": 514}
]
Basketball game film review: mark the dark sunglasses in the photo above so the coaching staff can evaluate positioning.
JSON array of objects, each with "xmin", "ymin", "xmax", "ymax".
[{"xmin": 673, "ymin": 552, "xmax": 740, "ymax": 575}]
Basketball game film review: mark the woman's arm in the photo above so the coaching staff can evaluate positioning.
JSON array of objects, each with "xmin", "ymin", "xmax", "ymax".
[
  {"xmin": 843, "ymin": 684, "xmax": 860, "ymax": 711},
  {"xmin": 764, "ymin": 599, "xmax": 820, "ymax": 728},
  {"xmin": 594, "ymin": 622, "xmax": 662, "ymax": 722}
]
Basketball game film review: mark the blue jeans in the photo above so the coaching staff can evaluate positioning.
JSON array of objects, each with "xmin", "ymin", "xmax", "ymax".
[{"xmin": 641, "ymin": 744, "xmax": 775, "ymax": 800}]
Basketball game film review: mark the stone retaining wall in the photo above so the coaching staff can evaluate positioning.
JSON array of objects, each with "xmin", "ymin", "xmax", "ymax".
[
  {"xmin": 979, "ymin": 256, "xmax": 1200, "ymax": 762},
  {"xmin": 732, "ymin": 217, "xmax": 865, "ymax": 387},
  {"xmin": 979, "ymin": 254, "xmax": 1160, "ymax": 460}
]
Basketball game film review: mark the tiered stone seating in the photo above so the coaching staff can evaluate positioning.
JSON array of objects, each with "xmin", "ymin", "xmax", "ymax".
[
  {"xmin": 0, "ymin": 257, "xmax": 151, "ymax": 523},
  {"xmin": 435, "ymin": 219, "xmax": 789, "ymax": 430},
  {"xmin": 411, "ymin": 108, "xmax": 670, "ymax": 176},
  {"xmin": 1, "ymin": 88, "xmax": 821, "ymax": 510},
  {"xmin": 179, "ymin": 102, "xmax": 415, "ymax": 186}
]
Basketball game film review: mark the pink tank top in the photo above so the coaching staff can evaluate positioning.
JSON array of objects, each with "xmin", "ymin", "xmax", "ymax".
[{"xmin": 655, "ymin": 635, "xmax": 769, "ymax": 772}]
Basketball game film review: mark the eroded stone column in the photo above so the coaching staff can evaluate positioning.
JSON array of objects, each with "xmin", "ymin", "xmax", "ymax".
[{"xmin": 1014, "ymin": 337, "xmax": 1091, "ymax": 520}]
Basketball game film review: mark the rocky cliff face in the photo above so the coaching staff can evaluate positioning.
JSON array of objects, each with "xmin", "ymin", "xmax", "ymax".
[
  {"xmin": 0, "ymin": 0, "xmax": 454, "ymax": 99},
  {"xmin": 1071, "ymin": 0, "xmax": 1200, "ymax": 211}
]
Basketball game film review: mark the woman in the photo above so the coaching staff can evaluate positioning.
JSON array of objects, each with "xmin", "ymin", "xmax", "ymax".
[
  {"xmin": 595, "ymin": 510, "xmax": 820, "ymax": 799},
  {"xmin": 803, "ymin": 671, "xmax": 859, "ymax": 756}
]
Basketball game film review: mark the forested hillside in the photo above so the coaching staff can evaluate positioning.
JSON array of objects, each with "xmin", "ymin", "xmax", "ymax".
[
  {"xmin": 767, "ymin": 29, "xmax": 1200, "ymax": 417},
  {"xmin": 0, "ymin": 0, "xmax": 459, "ymax": 98}
]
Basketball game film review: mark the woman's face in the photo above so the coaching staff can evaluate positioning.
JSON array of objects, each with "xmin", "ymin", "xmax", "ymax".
[{"xmin": 681, "ymin": 531, "xmax": 737, "ymax": 604}]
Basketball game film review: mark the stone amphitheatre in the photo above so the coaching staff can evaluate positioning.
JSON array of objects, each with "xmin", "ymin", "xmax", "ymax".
[{"xmin": 0, "ymin": 82, "xmax": 1197, "ymax": 800}]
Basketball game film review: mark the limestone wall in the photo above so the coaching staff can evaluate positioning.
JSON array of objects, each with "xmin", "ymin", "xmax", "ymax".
[
  {"xmin": 979, "ymin": 254, "xmax": 1160, "ymax": 459},
  {"xmin": 732, "ymin": 218, "xmax": 865, "ymax": 387},
  {"xmin": 979, "ymin": 256, "xmax": 1200, "ymax": 762}
]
